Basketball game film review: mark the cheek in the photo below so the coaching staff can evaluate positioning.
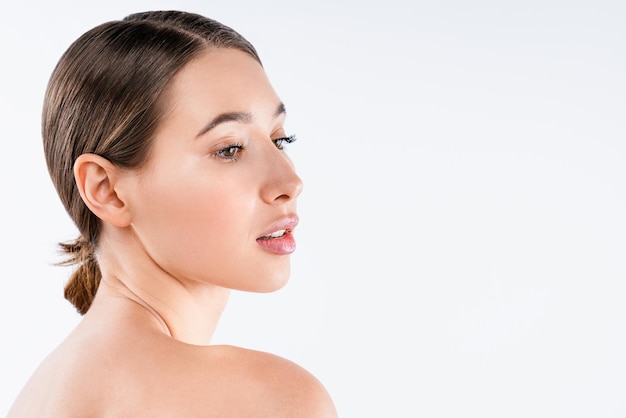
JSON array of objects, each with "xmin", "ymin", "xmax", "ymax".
[
  {"xmin": 133, "ymin": 168, "xmax": 254, "ymax": 270},
  {"xmin": 129, "ymin": 160, "xmax": 288, "ymax": 292}
]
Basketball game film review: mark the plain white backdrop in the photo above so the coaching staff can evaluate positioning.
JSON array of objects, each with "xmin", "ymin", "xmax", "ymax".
[{"xmin": 1, "ymin": 1, "xmax": 625, "ymax": 417}]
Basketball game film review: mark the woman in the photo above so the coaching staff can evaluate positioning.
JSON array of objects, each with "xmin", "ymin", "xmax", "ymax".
[{"xmin": 9, "ymin": 10, "xmax": 337, "ymax": 417}]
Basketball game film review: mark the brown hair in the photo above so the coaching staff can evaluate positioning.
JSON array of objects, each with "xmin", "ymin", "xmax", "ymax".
[{"xmin": 44, "ymin": 11, "xmax": 261, "ymax": 315}]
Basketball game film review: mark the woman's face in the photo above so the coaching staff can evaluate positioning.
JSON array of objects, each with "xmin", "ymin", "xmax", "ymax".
[{"xmin": 124, "ymin": 48, "xmax": 303, "ymax": 292}]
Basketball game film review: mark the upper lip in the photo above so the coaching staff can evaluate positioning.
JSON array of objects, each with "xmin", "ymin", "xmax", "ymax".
[{"xmin": 257, "ymin": 215, "xmax": 299, "ymax": 239}]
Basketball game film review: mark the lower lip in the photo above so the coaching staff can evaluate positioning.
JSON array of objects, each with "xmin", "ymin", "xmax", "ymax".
[{"xmin": 256, "ymin": 232, "xmax": 296, "ymax": 255}]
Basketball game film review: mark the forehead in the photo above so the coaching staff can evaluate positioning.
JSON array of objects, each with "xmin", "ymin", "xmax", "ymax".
[{"xmin": 165, "ymin": 48, "xmax": 279, "ymax": 116}]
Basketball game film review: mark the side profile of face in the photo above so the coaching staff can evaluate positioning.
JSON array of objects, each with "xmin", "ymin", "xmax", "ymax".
[{"xmin": 119, "ymin": 48, "xmax": 303, "ymax": 292}]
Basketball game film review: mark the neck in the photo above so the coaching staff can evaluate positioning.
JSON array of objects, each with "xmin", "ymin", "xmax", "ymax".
[{"xmin": 89, "ymin": 226, "xmax": 230, "ymax": 346}]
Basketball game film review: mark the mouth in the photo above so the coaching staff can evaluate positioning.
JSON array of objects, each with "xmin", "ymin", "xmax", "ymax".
[
  {"xmin": 258, "ymin": 229, "xmax": 288, "ymax": 240},
  {"xmin": 256, "ymin": 216, "xmax": 298, "ymax": 255},
  {"xmin": 257, "ymin": 215, "xmax": 299, "ymax": 240}
]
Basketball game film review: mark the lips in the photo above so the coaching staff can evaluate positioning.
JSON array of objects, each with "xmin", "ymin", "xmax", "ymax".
[{"xmin": 256, "ymin": 215, "xmax": 298, "ymax": 255}]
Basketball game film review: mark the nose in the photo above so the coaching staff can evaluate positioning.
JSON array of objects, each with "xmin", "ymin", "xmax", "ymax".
[{"xmin": 260, "ymin": 145, "xmax": 303, "ymax": 204}]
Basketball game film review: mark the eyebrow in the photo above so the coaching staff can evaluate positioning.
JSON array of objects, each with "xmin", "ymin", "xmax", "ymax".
[{"xmin": 196, "ymin": 102, "xmax": 287, "ymax": 137}]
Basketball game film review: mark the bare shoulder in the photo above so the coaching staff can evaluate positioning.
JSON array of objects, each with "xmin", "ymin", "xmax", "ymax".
[
  {"xmin": 9, "ymin": 327, "xmax": 337, "ymax": 417},
  {"xmin": 116, "ymin": 341, "xmax": 338, "ymax": 416},
  {"xmin": 10, "ymin": 334, "xmax": 336, "ymax": 417},
  {"xmin": 178, "ymin": 344, "xmax": 338, "ymax": 417}
]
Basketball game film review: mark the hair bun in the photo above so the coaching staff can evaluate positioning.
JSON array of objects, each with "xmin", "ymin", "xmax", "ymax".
[{"xmin": 58, "ymin": 236, "xmax": 101, "ymax": 315}]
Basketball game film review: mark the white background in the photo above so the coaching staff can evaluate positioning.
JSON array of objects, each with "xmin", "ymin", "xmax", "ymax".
[{"xmin": 1, "ymin": 1, "xmax": 625, "ymax": 417}]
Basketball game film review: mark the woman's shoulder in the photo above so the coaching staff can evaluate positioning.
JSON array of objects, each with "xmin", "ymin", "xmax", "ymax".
[
  {"xmin": 92, "ymin": 334, "xmax": 337, "ymax": 417},
  {"xmin": 121, "ymin": 341, "xmax": 338, "ymax": 417},
  {"xmin": 169, "ymin": 343, "xmax": 338, "ymax": 417},
  {"xmin": 10, "ymin": 333, "xmax": 336, "ymax": 418}
]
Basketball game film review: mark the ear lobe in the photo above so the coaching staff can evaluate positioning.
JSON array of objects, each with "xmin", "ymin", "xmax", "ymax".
[{"xmin": 74, "ymin": 153, "xmax": 132, "ymax": 227}]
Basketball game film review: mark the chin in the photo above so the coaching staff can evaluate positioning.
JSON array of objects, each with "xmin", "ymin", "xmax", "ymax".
[
  {"xmin": 257, "ymin": 275, "xmax": 291, "ymax": 293},
  {"xmin": 263, "ymin": 277, "xmax": 290, "ymax": 293},
  {"xmin": 243, "ymin": 264, "xmax": 291, "ymax": 293}
]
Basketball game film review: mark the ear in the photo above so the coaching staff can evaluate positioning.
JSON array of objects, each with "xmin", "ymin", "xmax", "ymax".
[{"xmin": 74, "ymin": 153, "xmax": 132, "ymax": 227}]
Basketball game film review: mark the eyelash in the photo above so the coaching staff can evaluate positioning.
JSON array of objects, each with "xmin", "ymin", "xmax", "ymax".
[
  {"xmin": 273, "ymin": 134, "xmax": 297, "ymax": 150},
  {"xmin": 213, "ymin": 134, "xmax": 297, "ymax": 162}
]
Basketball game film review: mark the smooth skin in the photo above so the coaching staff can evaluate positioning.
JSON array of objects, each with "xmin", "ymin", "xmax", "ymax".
[{"xmin": 9, "ymin": 49, "xmax": 337, "ymax": 417}]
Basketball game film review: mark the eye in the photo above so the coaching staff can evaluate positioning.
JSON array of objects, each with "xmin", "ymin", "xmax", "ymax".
[
  {"xmin": 214, "ymin": 143, "xmax": 244, "ymax": 161},
  {"xmin": 273, "ymin": 134, "xmax": 297, "ymax": 150}
]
